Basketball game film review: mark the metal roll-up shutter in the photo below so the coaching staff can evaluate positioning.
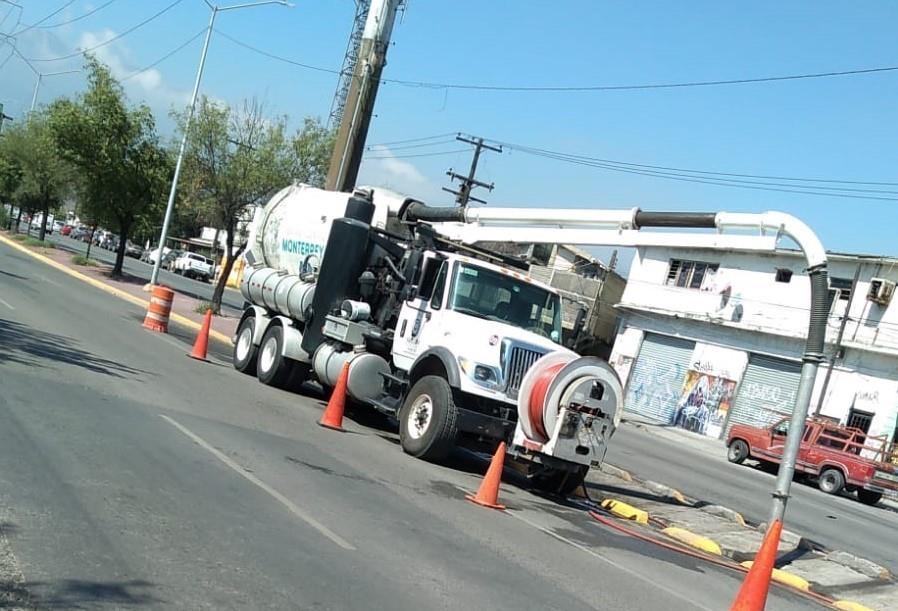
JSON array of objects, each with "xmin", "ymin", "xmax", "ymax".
[
  {"xmin": 725, "ymin": 354, "xmax": 801, "ymax": 436},
  {"xmin": 624, "ymin": 333, "xmax": 695, "ymax": 424}
]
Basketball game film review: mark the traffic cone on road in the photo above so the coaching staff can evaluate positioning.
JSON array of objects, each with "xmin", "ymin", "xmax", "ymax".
[
  {"xmin": 318, "ymin": 362, "xmax": 349, "ymax": 432},
  {"xmin": 466, "ymin": 442, "xmax": 507, "ymax": 510},
  {"xmin": 730, "ymin": 519, "xmax": 783, "ymax": 611},
  {"xmin": 188, "ymin": 309, "xmax": 213, "ymax": 361}
]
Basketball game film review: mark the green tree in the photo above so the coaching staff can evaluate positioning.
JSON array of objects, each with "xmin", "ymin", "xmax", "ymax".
[
  {"xmin": 0, "ymin": 112, "xmax": 73, "ymax": 239},
  {"xmin": 177, "ymin": 97, "xmax": 298, "ymax": 313},
  {"xmin": 290, "ymin": 117, "xmax": 333, "ymax": 187},
  {"xmin": 49, "ymin": 55, "xmax": 170, "ymax": 276},
  {"xmin": 0, "ymin": 145, "xmax": 23, "ymax": 229}
]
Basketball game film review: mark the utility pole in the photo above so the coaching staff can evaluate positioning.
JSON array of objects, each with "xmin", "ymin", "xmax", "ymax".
[
  {"xmin": 443, "ymin": 135, "xmax": 502, "ymax": 207},
  {"xmin": 0, "ymin": 103, "xmax": 11, "ymax": 133},
  {"xmin": 813, "ymin": 264, "xmax": 862, "ymax": 416},
  {"xmin": 325, "ymin": 0, "xmax": 404, "ymax": 192}
]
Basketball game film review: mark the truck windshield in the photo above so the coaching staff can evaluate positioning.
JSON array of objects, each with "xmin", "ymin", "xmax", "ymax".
[{"xmin": 449, "ymin": 262, "xmax": 562, "ymax": 340}]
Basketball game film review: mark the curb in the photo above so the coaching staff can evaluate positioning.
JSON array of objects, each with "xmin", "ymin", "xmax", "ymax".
[
  {"xmin": 662, "ymin": 527, "xmax": 722, "ymax": 555},
  {"xmin": 643, "ymin": 480, "xmax": 688, "ymax": 505},
  {"xmin": 600, "ymin": 463, "xmax": 633, "ymax": 482},
  {"xmin": 741, "ymin": 561, "xmax": 810, "ymax": 592},
  {"xmin": 832, "ymin": 601, "xmax": 876, "ymax": 611},
  {"xmin": 0, "ymin": 233, "xmax": 234, "ymax": 346},
  {"xmin": 600, "ymin": 499, "xmax": 648, "ymax": 524},
  {"xmin": 699, "ymin": 504, "xmax": 746, "ymax": 527}
]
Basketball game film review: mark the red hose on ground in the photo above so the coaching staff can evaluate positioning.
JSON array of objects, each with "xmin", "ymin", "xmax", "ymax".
[{"xmin": 528, "ymin": 362, "xmax": 565, "ymax": 441}]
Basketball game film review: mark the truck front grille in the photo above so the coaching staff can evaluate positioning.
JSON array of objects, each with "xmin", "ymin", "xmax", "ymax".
[{"xmin": 504, "ymin": 346, "xmax": 545, "ymax": 399}]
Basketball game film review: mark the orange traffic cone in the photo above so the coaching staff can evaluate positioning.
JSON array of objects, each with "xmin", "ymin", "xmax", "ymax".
[
  {"xmin": 318, "ymin": 361, "xmax": 349, "ymax": 432},
  {"xmin": 466, "ymin": 442, "xmax": 507, "ymax": 510},
  {"xmin": 730, "ymin": 519, "xmax": 783, "ymax": 611},
  {"xmin": 188, "ymin": 309, "xmax": 213, "ymax": 361}
]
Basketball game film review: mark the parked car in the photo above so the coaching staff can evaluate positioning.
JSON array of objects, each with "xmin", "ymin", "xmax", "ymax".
[
  {"xmin": 162, "ymin": 250, "xmax": 183, "ymax": 271},
  {"xmin": 70, "ymin": 226, "xmax": 90, "ymax": 242},
  {"xmin": 53, "ymin": 220, "xmax": 65, "ymax": 233},
  {"xmin": 142, "ymin": 246, "xmax": 173, "ymax": 265},
  {"xmin": 60, "ymin": 224, "xmax": 74, "ymax": 236},
  {"xmin": 171, "ymin": 252, "xmax": 214, "ymax": 281},
  {"xmin": 727, "ymin": 417, "xmax": 898, "ymax": 505},
  {"xmin": 124, "ymin": 241, "xmax": 143, "ymax": 259}
]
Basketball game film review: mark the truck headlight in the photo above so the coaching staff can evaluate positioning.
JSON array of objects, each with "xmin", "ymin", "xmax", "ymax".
[{"xmin": 457, "ymin": 357, "xmax": 501, "ymax": 390}]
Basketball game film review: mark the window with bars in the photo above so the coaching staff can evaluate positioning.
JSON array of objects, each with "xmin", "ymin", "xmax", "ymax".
[
  {"xmin": 665, "ymin": 259, "xmax": 720, "ymax": 290},
  {"xmin": 847, "ymin": 408, "xmax": 874, "ymax": 434}
]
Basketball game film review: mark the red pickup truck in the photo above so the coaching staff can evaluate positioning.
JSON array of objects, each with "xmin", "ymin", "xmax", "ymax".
[{"xmin": 727, "ymin": 417, "xmax": 898, "ymax": 505}]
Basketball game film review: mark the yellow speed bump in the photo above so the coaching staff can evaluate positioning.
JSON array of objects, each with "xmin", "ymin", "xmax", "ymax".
[
  {"xmin": 662, "ymin": 527, "xmax": 722, "ymax": 555},
  {"xmin": 600, "ymin": 499, "xmax": 648, "ymax": 524},
  {"xmin": 832, "ymin": 601, "xmax": 875, "ymax": 611},
  {"xmin": 740, "ymin": 561, "xmax": 810, "ymax": 591}
]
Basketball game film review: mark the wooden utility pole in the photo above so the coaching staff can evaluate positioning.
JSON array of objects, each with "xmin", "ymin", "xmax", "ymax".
[
  {"xmin": 325, "ymin": 0, "xmax": 403, "ymax": 192},
  {"xmin": 443, "ymin": 135, "xmax": 502, "ymax": 207}
]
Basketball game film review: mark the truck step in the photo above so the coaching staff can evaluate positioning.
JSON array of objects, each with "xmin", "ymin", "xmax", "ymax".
[{"xmin": 369, "ymin": 394, "xmax": 401, "ymax": 416}]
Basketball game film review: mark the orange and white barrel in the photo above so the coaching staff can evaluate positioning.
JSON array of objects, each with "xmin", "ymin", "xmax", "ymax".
[
  {"xmin": 143, "ymin": 285, "xmax": 174, "ymax": 332},
  {"xmin": 517, "ymin": 352, "xmax": 623, "ymax": 443}
]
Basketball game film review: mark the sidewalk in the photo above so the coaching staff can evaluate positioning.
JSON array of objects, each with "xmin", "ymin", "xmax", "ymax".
[{"xmin": 0, "ymin": 231, "xmax": 239, "ymax": 343}]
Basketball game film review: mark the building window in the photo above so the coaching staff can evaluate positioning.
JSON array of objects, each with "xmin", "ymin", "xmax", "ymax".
[
  {"xmin": 830, "ymin": 277, "xmax": 853, "ymax": 302},
  {"xmin": 846, "ymin": 408, "xmax": 874, "ymax": 434},
  {"xmin": 666, "ymin": 259, "xmax": 719, "ymax": 290},
  {"xmin": 775, "ymin": 268, "xmax": 793, "ymax": 283}
]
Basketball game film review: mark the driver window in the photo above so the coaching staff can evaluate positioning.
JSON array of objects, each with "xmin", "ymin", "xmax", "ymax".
[
  {"xmin": 430, "ymin": 263, "xmax": 447, "ymax": 310},
  {"xmin": 773, "ymin": 420, "xmax": 790, "ymax": 436},
  {"xmin": 416, "ymin": 258, "xmax": 441, "ymax": 301}
]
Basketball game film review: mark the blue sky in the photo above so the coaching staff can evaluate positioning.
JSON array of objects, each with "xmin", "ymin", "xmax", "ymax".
[{"xmin": 2, "ymin": 1, "xmax": 897, "ymax": 273}]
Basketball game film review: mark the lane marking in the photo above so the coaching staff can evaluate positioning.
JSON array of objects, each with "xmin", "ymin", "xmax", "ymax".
[
  {"xmin": 159, "ymin": 414, "xmax": 355, "ymax": 551},
  {"xmin": 0, "ymin": 297, "xmax": 15, "ymax": 310},
  {"xmin": 39, "ymin": 275, "xmax": 61, "ymax": 287},
  {"xmin": 504, "ymin": 509, "xmax": 717, "ymax": 611}
]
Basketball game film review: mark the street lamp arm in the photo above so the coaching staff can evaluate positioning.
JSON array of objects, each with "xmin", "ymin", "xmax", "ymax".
[{"xmin": 218, "ymin": 0, "xmax": 290, "ymax": 12}]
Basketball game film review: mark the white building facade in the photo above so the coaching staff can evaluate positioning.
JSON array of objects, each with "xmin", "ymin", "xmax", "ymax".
[{"xmin": 609, "ymin": 246, "xmax": 898, "ymax": 444}]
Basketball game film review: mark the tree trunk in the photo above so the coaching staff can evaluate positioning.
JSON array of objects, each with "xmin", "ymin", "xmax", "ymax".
[
  {"xmin": 13, "ymin": 206, "xmax": 22, "ymax": 233},
  {"xmin": 86, "ymin": 226, "xmax": 96, "ymax": 259},
  {"xmin": 211, "ymin": 226, "xmax": 243, "ymax": 315},
  {"xmin": 112, "ymin": 220, "xmax": 130, "ymax": 277},
  {"xmin": 6, "ymin": 203, "xmax": 13, "ymax": 230},
  {"xmin": 38, "ymin": 200, "xmax": 49, "ymax": 242}
]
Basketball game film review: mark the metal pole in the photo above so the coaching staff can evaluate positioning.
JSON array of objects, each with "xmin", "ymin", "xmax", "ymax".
[
  {"xmin": 150, "ymin": 8, "xmax": 217, "ymax": 286},
  {"xmin": 813, "ymin": 264, "xmax": 862, "ymax": 416},
  {"xmin": 30, "ymin": 73, "xmax": 41, "ymax": 111}
]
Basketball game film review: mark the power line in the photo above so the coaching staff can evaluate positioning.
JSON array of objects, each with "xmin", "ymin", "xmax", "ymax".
[
  {"xmin": 368, "ymin": 132, "xmax": 458, "ymax": 146},
  {"xmin": 366, "ymin": 138, "xmax": 457, "ymax": 152},
  {"xmin": 13, "ymin": 0, "xmax": 78, "ymax": 35},
  {"xmin": 25, "ymin": 0, "xmax": 185, "ymax": 62},
  {"xmin": 212, "ymin": 29, "xmax": 898, "ymax": 94},
  {"xmin": 36, "ymin": 0, "xmax": 118, "ymax": 29},
  {"xmin": 364, "ymin": 148, "xmax": 470, "ymax": 160},
  {"xmin": 120, "ymin": 26, "xmax": 205, "ymax": 82}
]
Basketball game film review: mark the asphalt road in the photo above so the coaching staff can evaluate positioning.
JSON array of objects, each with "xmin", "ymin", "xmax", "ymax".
[
  {"xmin": 607, "ymin": 422, "xmax": 898, "ymax": 572},
  {"xmin": 0, "ymin": 239, "xmax": 826, "ymax": 610},
  {"xmin": 22, "ymin": 226, "xmax": 244, "ymax": 315}
]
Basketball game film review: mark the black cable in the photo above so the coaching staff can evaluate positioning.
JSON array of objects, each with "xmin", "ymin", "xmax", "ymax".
[
  {"xmin": 365, "ymin": 138, "xmax": 457, "ymax": 152},
  {"xmin": 13, "ymin": 0, "xmax": 78, "ymax": 35},
  {"xmin": 368, "ymin": 132, "xmax": 458, "ymax": 146},
  {"xmin": 121, "ymin": 26, "xmax": 206, "ymax": 82},
  {"xmin": 36, "ymin": 0, "xmax": 118, "ymax": 29},
  {"xmin": 364, "ymin": 148, "xmax": 469, "ymax": 160},
  {"xmin": 25, "ymin": 0, "xmax": 185, "ymax": 62}
]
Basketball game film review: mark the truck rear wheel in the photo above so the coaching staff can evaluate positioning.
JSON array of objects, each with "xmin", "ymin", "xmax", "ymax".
[
  {"xmin": 398, "ymin": 375, "xmax": 458, "ymax": 462},
  {"xmin": 256, "ymin": 325, "xmax": 294, "ymax": 388},
  {"xmin": 531, "ymin": 465, "xmax": 589, "ymax": 496},
  {"xmin": 233, "ymin": 316, "xmax": 258, "ymax": 375},
  {"xmin": 857, "ymin": 489, "xmax": 882, "ymax": 506},
  {"xmin": 818, "ymin": 468, "xmax": 845, "ymax": 495},
  {"xmin": 727, "ymin": 439, "xmax": 749, "ymax": 464}
]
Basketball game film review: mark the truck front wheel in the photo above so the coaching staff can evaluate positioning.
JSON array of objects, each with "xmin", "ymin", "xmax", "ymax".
[
  {"xmin": 857, "ymin": 489, "xmax": 882, "ymax": 506},
  {"xmin": 727, "ymin": 439, "xmax": 750, "ymax": 464},
  {"xmin": 399, "ymin": 375, "xmax": 458, "ymax": 462},
  {"xmin": 256, "ymin": 325, "xmax": 294, "ymax": 388},
  {"xmin": 531, "ymin": 465, "xmax": 589, "ymax": 496},
  {"xmin": 818, "ymin": 468, "xmax": 845, "ymax": 495}
]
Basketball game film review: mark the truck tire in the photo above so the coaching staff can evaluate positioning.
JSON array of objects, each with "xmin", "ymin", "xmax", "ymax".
[
  {"xmin": 818, "ymin": 468, "xmax": 845, "ymax": 495},
  {"xmin": 857, "ymin": 489, "xmax": 882, "ymax": 506},
  {"xmin": 727, "ymin": 439, "xmax": 750, "ymax": 464},
  {"xmin": 256, "ymin": 325, "xmax": 294, "ymax": 388},
  {"xmin": 398, "ymin": 375, "xmax": 458, "ymax": 462},
  {"xmin": 233, "ymin": 316, "xmax": 258, "ymax": 375},
  {"xmin": 531, "ymin": 465, "xmax": 589, "ymax": 496}
]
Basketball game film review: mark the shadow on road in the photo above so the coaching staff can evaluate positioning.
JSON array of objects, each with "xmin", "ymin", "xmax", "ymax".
[
  {"xmin": 0, "ymin": 319, "xmax": 146, "ymax": 378},
  {"xmin": 1, "ymin": 579, "xmax": 161, "ymax": 609}
]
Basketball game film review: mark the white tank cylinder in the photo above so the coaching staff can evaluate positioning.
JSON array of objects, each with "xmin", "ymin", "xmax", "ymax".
[
  {"xmin": 312, "ymin": 343, "xmax": 390, "ymax": 403},
  {"xmin": 340, "ymin": 299, "xmax": 371, "ymax": 321},
  {"xmin": 241, "ymin": 266, "xmax": 316, "ymax": 322}
]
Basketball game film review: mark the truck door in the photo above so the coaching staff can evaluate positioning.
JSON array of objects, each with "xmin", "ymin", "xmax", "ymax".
[
  {"xmin": 392, "ymin": 257, "xmax": 448, "ymax": 370},
  {"xmin": 768, "ymin": 418, "xmax": 790, "ymax": 459}
]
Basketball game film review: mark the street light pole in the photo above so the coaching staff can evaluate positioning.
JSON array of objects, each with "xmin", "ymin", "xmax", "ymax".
[{"xmin": 149, "ymin": 0, "xmax": 290, "ymax": 287}]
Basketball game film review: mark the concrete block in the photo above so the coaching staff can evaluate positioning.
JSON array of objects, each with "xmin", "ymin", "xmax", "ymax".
[
  {"xmin": 782, "ymin": 558, "xmax": 874, "ymax": 589},
  {"xmin": 712, "ymin": 528, "xmax": 799, "ymax": 562},
  {"xmin": 699, "ymin": 504, "xmax": 746, "ymax": 526},
  {"xmin": 643, "ymin": 480, "xmax": 688, "ymax": 504},
  {"xmin": 599, "ymin": 463, "xmax": 632, "ymax": 482},
  {"xmin": 830, "ymin": 583, "xmax": 898, "ymax": 611},
  {"xmin": 825, "ymin": 551, "xmax": 891, "ymax": 581},
  {"xmin": 756, "ymin": 522, "xmax": 804, "ymax": 550}
]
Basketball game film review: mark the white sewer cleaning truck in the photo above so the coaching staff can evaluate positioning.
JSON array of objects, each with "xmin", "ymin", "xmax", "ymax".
[{"xmin": 234, "ymin": 184, "xmax": 623, "ymax": 493}]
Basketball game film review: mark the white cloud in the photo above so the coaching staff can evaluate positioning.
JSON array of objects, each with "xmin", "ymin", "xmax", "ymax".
[
  {"xmin": 357, "ymin": 145, "xmax": 444, "ymax": 203},
  {"xmin": 78, "ymin": 29, "xmax": 191, "ymax": 110}
]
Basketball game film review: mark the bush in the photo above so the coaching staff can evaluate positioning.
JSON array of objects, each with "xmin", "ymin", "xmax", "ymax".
[
  {"xmin": 72, "ymin": 255, "xmax": 98, "ymax": 266},
  {"xmin": 194, "ymin": 301, "xmax": 215, "ymax": 315},
  {"xmin": 23, "ymin": 237, "xmax": 55, "ymax": 248},
  {"xmin": 0, "ymin": 207, "xmax": 8, "ymax": 228},
  {"xmin": 11, "ymin": 234, "xmax": 27, "ymax": 241}
]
